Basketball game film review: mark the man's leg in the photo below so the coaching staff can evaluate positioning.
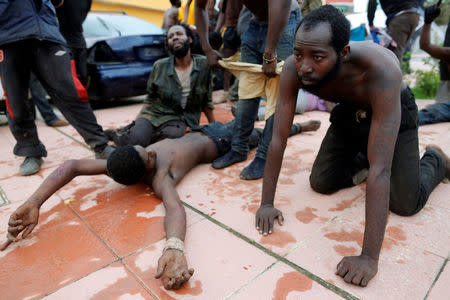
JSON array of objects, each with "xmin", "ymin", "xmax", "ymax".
[
  {"xmin": 418, "ymin": 101, "xmax": 450, "ymax": 125},
  {"xmin": 152, "ymin": 120, "xmax": 187, "ymax": 143},
  {"xmin": 29, "ymin": 72, "xmax": 61, "ymax": 126},
  {"xmin": 32, "ymin": 41, "xmax": 111, "ymax": 157},
  {"xmin": 70, "ymin": 47, "xmax": 88, "ymax": 86},
  {"xmin": 0, "ymin": 41, "xmax": 46, "ymax": 175},
  {"xmin": 110, "ymin": 118, "xmax": 156, "ymax": 147},
  {"xmin": 387, "ymin": 13, "xmax": 420, "ymax": 64}
]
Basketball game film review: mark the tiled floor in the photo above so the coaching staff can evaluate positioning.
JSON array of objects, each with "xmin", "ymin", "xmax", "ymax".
[{"xmin": 0, "ymin": 99, "xmax": 448, "ymax": 299}]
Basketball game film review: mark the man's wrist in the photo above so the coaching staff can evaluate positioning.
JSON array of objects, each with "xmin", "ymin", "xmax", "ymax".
[
  {"xmin": 262, "ymin": 53, "xmax": 277, "ymax": 64},
  {"xmin": 163, "ymin": 237, "xmax": 184, "ymax": 253}
]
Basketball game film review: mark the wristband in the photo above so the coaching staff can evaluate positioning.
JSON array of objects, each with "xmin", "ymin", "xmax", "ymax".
[
  {"xmin": 163, "ymin": 237, "xmax": 184, "ymax": 253},
  {"xmin": 262, "ymin": 53, "xmax": 277, "ymax": 64}
]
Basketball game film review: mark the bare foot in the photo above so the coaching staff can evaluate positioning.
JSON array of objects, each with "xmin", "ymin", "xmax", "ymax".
[
  {"xmin": 295, "ymin": 120, "xmax": 321, "ymax": 133},
  {"xmin": 426, "ymin": 144, "xmax": 450, "ymax": 180}
]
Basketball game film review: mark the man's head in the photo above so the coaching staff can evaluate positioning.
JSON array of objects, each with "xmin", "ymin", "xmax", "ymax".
[
  {"xmin": 293, "ymin": 5, "xmax": 350, "ymax": 93},
  {"xmin": 106, "ymin": 145, "xmax": 156, "ymax": 185},
  {"xmin": 167, "ymin": 24, "xmax": 193, "ymax": 59},
  {"xmin": 170, "ymin": 0, "xmax": 182, "ymax": 8}
]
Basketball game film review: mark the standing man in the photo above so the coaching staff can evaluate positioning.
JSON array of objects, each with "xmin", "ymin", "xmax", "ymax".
[
  {"xmin": 105, "ymin": 24, "xmax": 215, "ymax": 147},
  {"xmin": 257, "ymin": 5, "xmax": 449, "ymax": 287},
  {"xmin": 196, "ymin": 0, "xmax": 302, "ymax": 180},
  {"xmin": 0, "ymin": 0, "xmax": 113, "ymax": 176},
  {"xmin": 163, "ymin": 0, "xmax": 182, "ymax": 31},
  {"xmin": 55, "ymin": 0, "xmax": 92, "ymax": 86},
  {"xmin": 368, "ymin": 0, "xmax": 420, "ymax": 64}
]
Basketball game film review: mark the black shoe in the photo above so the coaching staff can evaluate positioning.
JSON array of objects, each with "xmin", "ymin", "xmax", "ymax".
[
  {"xmin": 212, "ymin": 150, "xmax": 247, "ymax": 169},
  {"xmin": 19, "ymin": 157, "xmax": 43, "ymax": 176},
  {"xmin": 103, "ymin": 129, "xmax": 117, "ymax": 141},
  {"xmin": 240, "ymin": 157, "xmax": 266, "ymax": 180}
]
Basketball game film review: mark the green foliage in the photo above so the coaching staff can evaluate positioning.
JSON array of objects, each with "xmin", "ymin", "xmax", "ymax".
[{"xmin": 412, "ymin": 57, "xmax": 440, "ymax": 99}]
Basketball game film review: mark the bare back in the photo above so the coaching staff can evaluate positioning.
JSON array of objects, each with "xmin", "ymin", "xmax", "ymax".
[{"xmin": 163, "ymin": 7, "xmax": 179, "ymax": 30}]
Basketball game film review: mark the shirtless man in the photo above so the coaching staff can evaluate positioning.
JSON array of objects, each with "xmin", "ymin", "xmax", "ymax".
[
  {"xmin": 256, "ymin": 5, "xmax": 450, "ymax": 287},
  {"xmin": 0, "ymin": 120, "xmax": 320, "ymax": 290},
  {"xmin": 162, "ymin": 0, "xmax": 182, "ymax": 31}
]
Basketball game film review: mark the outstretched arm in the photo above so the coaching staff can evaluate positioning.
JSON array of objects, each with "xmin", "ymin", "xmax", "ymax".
[
  {"xmin": 183, "ymin": 0, "xmax": 193, "ymax": 23},
  {"xmin": 256, "ymin": 58, "xmax": 299, "ymax": 235},
  {"xmin": 195, "ymin": 0, "xmax": 222, "ymax": 66},
  {"xmin": 1, "ymin": 159, "xmax": 107, "ymax": 251},
  {"xmin": 336, "ymin": 75, "xmax": 401, "ymax": 287},
  {"xmin": 367, "ymin": 0, "xmax": 377, "ymax": 28},
  {"xmin": 153, "ymin": 175, "xmax": 194, "ymax": 290}
]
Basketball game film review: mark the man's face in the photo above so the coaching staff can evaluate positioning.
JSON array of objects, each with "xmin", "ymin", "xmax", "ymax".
[
  {"xmin": 167, "ymin": 25, "xmax": 190, "ymax": 58},
  {"xmin": 294, "ymin": 22, "xmax": 340, "ymax": 92},
  {"xmin": 174, "ymin": 0, "xmax": 182, "ymax": 8}
]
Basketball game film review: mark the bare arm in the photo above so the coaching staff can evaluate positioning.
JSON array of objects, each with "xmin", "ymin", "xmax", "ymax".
[
  {"xmin": 153, "ymin": 175, "xmax": 193, "ymax": 290},
  {"xmin": 420, "ymin": 23, "xmax": 450, "ymax": 62},
  {"xmin": 195, "ymin": 0, "xmax": 222, "ymax": 66},
  {"xmin": 203, "ymin": 107, "xmax": 216, "ymax": 123},
  {"xmin": 1, "ymin": 159, "xmax": 107, "ymax": 250},
  {"xmin": 256, "ymin": 58, "xmax": 298, "ymax": 235},
  {"xmin": 336, "ymin": 75, "xmax": 402, "ymax": 287},
  {"xmin": 215, "ymin": 11, "xmax": 225, "ymax": 33},
  {"xmin": 367, "ymin": 0, "xmax": 377, "ymax": 28},
  {"xmin": 184, "ymin": 0, "xmax": 193, "ymax": 23}
]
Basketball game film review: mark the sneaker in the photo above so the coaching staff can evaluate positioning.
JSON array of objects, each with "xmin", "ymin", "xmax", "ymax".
[
  {"xmin": 95, "ymin": 145, "xmax": 116, "ymax": 159},
  {"xmin": 352, "ymin": 168, "xmax": 368, "ymax": 185},
  {"xmin": 49, "ymin": 119, "xmax": 69, "ymax": 127},
  {"xmin": 240, "ymin": 157, "xmax": 266, "ymax": 180},
  {"xmin": 212, "ymin": 150, "xmax": 247, "ymax": 169},
  {"xmin": 19, "ymin": 157, "xmax": 43, "ymax": 176}
]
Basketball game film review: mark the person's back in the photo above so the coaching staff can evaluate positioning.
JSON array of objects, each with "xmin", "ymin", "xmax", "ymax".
[{"xmin": 163, "ymin": 0, "xmax": 182, "ymax": 31}]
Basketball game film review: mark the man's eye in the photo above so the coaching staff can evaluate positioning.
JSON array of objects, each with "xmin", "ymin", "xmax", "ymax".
[
  {"xmin": 313, "ymin": 56, "xmax": 323, "ymax": 61},
  {"xmin": 294, "ymin": 53, "xmax": 302, "ymax": 59}
]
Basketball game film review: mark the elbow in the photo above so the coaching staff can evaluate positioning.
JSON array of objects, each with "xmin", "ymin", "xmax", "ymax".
[{"xmin": 62, "ymin": 159, "xmax": 78, "ymax": 175}]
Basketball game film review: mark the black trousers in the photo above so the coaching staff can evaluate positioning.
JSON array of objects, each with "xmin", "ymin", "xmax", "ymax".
[
  {"xmin": 112, "ymin": 118, "xmax": 187, "ymax": 147},
  {"xmin": 310, "ymin": 88, "xmax": 446, "ymax": 216},
  {"xmin": 0, "ymin": 40, "xmax": 108, "ymax": 157}
]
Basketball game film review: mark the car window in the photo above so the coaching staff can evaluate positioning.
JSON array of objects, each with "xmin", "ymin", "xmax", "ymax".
[{"xmin": 83, "ymin": 15, "xmax": 119, "ymax": 38}]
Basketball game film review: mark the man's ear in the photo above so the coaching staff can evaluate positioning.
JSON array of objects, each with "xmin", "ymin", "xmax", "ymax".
[{"xmin": 341, "ymin": 45, "xmax": 350, "ymax": 60}]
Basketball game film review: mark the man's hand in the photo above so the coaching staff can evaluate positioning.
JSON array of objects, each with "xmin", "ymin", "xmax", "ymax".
[
  {"xmin": 155, "ymin": 249, "xmax": 194, "ymax": 290},
  {"xmin": 424, "ymin": 4, "xmax": 441, "ymax": 24},
  {"xmin": 255, "ymin": 204, "xmax": 284, "ymax": 235},
  {"xmin": 0, "ymin": 201, "xmax": 40, "ymax": 251},
  {"xmin": 262, "ymin": 60, "xmax": 277, "ymax": 78},
  {"xmin": 336, "ymin": 254, "xmax": 378, "ymax": 287},
  {"xmin": 204, "ymin": 48, "xmax": 222, "ymax": 67}
]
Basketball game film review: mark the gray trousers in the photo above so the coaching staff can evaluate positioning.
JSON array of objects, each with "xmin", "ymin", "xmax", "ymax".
[{"xmin": 387, "ymin": 12, "xmax": 420, "ymax": 63}]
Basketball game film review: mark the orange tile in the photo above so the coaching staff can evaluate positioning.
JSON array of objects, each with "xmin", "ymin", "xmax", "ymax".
[
  {"xmin": 427, "ymin": 261, "xmax": 450, "ymax": 300},
  {"xmin": 57, "ymin": 175, "xmax": 203, "ymax": 257},
  {"xmin": 43, "ymin": 262, "xmax": 153, "ymax": 300},
  {"xmin": 231, "ymin": 262, "xmax": 344, "ymax": 300},
  {"xmin": 286, "ymin": 218, "xmax": 446, "ymax": 300},
  {"xmin": 0, "ymin": 218, "xmax": 116, "ymax": 299},
  {"xmin": 123, "ymin": 219, "xmax": 276, "ymax": 299}
]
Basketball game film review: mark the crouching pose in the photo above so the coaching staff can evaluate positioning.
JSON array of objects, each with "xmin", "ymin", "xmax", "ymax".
[
  {"xmin": 257, "ymin": 5, "xmax": 450, "ymax": 287},
  {"xmin": 1, "ymin": 119, "xmax": 320, "ymax": 290}
]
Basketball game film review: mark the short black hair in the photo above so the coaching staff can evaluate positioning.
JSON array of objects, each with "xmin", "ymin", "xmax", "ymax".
[
  {"xmin": 166, "ymin": 23, "xmax": 195, "ymax": 44},
  {"xmin": 296, "ymin": 5, "xmax": 350, "ymax": 54},
  {"xmin": 106, "ymin": 146, "xmax": 146, "ymax": 185},
  {"xmin": 170, "ymin": 0, "xmax": 180, "ymax": 5}
]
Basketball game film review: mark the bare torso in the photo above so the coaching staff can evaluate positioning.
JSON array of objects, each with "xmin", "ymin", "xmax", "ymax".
[
  {"xmin": 163, "ymin": 7, "xmax": 179, "ymax": 30},
  {"xmin": 241, "ymin": 0, "xmax": 298, "ymax": 21},
  {"xmin": 140, "ymin": 132, "xmax": 218, "ymax": 187}
]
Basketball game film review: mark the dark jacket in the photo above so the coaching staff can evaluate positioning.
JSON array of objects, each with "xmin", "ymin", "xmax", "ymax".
[
  {"xmin": 56, "ymin": 0, "xmax": 92, "ymax": 48},
  {"xmin": 138, "ymin": 55, "xmax": 214, "ymax": 128},
  {"xmin": 0, "ymin": 0, "xmax": 66, "ymax": 46},
  {"xmin": 367, "ymin": 0, "xmax": 419, "ymax": 27}
]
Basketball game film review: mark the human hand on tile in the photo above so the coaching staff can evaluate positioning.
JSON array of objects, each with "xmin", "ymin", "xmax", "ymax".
[
  {"xmin": 155, "ymin": 249, "xmax": 194, "ymax": 290},
  {"xmin": 255, "ymin": 204, "xmax": 284, "ymax": 235},
  {"xmin": 0, "ymin": 201, "xmax": 39, "ymax": 251},
  {"xmin": 335, "ymin": 254, "xmax": 378, "ymax": 287}
]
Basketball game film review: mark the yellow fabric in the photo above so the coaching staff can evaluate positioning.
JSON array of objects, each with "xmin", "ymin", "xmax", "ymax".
[
  {"xmin": 179, "ymin": 0, "xmax": 196, "ymax": 25},
  {"xmin": 219, "ymin": 53, "xmax": 285, "ymax": 120}
]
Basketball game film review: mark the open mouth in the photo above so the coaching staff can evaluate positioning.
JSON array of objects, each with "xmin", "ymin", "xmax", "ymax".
[{"xmin": 301, "ymin": 78, "xmax": 316, "ymax": 85}]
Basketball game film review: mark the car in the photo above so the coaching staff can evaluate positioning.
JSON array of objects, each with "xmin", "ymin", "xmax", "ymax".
[{"xmin": 83, "ymin": 11, "xmax": 168, "ymax": 100}]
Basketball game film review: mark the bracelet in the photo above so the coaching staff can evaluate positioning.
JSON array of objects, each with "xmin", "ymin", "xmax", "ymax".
[
  {"xmin": 163, "ymin": 237, "xmax": 185, "ymax": 253},
  {"xmin": 262, "ymin": 53, "xmax": 277, "ymax": 64}
]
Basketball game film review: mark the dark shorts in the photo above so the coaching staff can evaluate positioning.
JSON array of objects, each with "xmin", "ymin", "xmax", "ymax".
[
  {"xmin": 223, "ymin": 26, "xmax": 241, "ymax": 51},
  {"xmin": 191, "ymin": 121, "xmax": 235, "ymax": 156}
]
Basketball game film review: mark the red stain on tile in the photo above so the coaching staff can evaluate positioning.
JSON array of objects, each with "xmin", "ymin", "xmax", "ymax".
[
  {"xmin": 381, "ymin": 238, "xmax": 399, "ymax": 251},
  {"xmin": 241, "ymin": 203, "xmax": 259, "ymax": 214},
  {"xmin": 295, "ymin": 207, "xmax": 318, "ymax": 224},
  {"xmin": 173, "ymin": 280, "xmax": 203, "ymax": 296},
  {"xmin": 199, "ymin": 203, "xmax": 204, "ymax": 206},
  {"xmin": 324, "ymin": 229, "xmax": 363, "ymax": 247},
  {"xmin": 272, "ymin": 271, "xmax": 313, "ymax": 299},
  {"xmin": 243, "ymin": 266, "xmax": 248, "ymax": 270},
  {"xmin": 186, "ymin": 195, "xmax": 191, "ymax": 198},
  {"xmin": 396, "ymin": 259, "xmax": 405, "ymax": 264},
  {"xmin": 259, "ymin": 230, "xmax": 296, "ymax": 248},
  {"xmin": 333, "ymin": 245, "xmax": 358, "ymax": 256},
  {"xmin": 328, "ymin": 195, "xmax": 360, "ymax": 212},
  {"xmin": 420, "ymin": 130, "xmax": 437, "ymax": 136},
  {"xmin": 279, "ymin": 177, "xmax": 295, "ymax": 185},
  {"xmin": 90, "ymin": 276, "xmax": 148, "ymax": 300},
  {"xmin": 386, "ymin": 226, "xmax": 407, "ymax": 241}
]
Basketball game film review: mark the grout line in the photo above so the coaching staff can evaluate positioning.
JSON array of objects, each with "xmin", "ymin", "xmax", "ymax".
[
  {"xmin": 121, "ymin": 261, "xmax": 160, "ymax": 300},
  {"xmin": 423, "ymin": 257, "xmax": 448, "ymax": 300},
  {"xmin": 50, "ymin": 127, "xmax": 92, "ymax": 151},
  {"xmin": 0, "ymin": 185, "xmax": 10, "ymax": 207},
  {"xmin": 181, "ymin": 201, "xmax": 359, "ymax": 300}
]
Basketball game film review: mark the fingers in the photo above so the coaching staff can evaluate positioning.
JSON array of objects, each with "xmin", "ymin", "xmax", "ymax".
[
  {"xmin": 8, "ymin": 225, "xmax": 24, "ymax": 234},
  {"xmin": 361, "ymin": 276, "xmax": 369, "ymax": 287},
  {"xmin": 343, "ymin": 270, "xmax": 355, "ymax": 284},
  {"xmin": 155, "ymin": 257, "xmax": 166, "ymax": 279},
  {"xmin": 276, "ymin": 212, "xmax": 284, "ymax": 226},
  {"xmin": 8, "ymin": 217, "xmax": 22, "ymax": 227},
  {"xmin": 21, "ymin": 223, "xmax": 36, "ymax": 239},
  {"xmin": 255, "ymin": 216, "xmax": 260, "ymax": 231},
  {"xmin": 268, "ymin": 217, "xmax": 274, "ymax": 234},
  {"xmin": 336, "ymin": 260, "xmax": 349, "ymax": 278},
  {"xmin": 262, "ymin": 218, "xmax": 268, "ymax": 235},
  {"xmin": 0, "ymin": 239, "xmax": 12, "ymax": 251},
  {"xmin": 352, "ymin": 272, "xmax": 364, "ymax": 286}
]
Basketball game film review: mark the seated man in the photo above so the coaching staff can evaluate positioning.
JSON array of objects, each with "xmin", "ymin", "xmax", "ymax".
[
  {"xmin": 1, "ymin": 119, "xmax": 320, "ymax": 290},
  {"xmin": 257, "ymin": 5, "xmax": 450, "ymax": 287},
  {"xmin": 106, "ymin": 24, "xmax": 215, "ymax": 147}
]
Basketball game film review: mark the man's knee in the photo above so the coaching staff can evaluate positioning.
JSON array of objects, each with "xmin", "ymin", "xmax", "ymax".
[
  {"xmin": 389, "ymin": 193, "xmax": 421, "ymax": 217},
  {"xmin": 309, "ymin": 171, "xmax": 338, "ymax": 194}
]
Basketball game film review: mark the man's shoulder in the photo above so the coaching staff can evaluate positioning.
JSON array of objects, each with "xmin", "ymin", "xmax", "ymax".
[{"xmin": 192, "ymin": 54, "xmax": 210, "ymax": 69}]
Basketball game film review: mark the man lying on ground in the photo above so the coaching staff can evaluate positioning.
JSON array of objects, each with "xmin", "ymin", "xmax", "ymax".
[
  {"xmin": 257, "ymin": 5, "xmax": 450, "ymax": 287},
  {"xmin": 1, "ymin": 119, "xmax": 320, "ymax": 290}
]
